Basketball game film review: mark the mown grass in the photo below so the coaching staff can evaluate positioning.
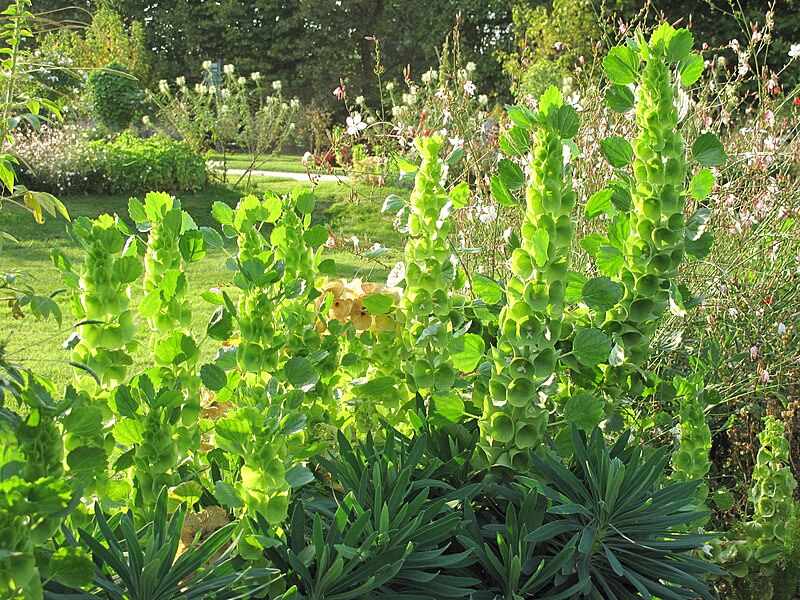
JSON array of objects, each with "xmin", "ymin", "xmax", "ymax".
[
  {"xmin": 206, "ymin": 152, "xmax": 346, "ymax": 175},
  {"xmin": 0, "ymin": 177, "xmax": 403, "ymax": 386}
]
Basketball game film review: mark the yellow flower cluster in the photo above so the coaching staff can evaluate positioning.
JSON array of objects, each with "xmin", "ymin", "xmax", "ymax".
[{"xmin": 318, "ymin": 279, "xmax": 403, "ymax": 333}]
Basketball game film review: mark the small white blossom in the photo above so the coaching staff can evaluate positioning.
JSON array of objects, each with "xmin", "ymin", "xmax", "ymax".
[
  {"xmin": 272, "ymin": 80, "xmax": 282, "ymax": 91},
  {"xmin": 466, "ymin": 61, "xmax": 476, "ymax": 73},
  {"xmin": 346, "ymin": 112, "xmax": 368, "ymax": 136},
  {"xmin": 355, "ymin": 95, "xmax": 365, "ymax": 105},
  {"xmin": 158, "ymin": 79, "xmax": 169, "ymax": 94},
  {"xmin": 237, "ymin": 76, "xmax": 247, "ymax": 85},
  {"xmin": 175, "ymin": 76, "xmax": 186, "ymax": 87},
  {"xmin": 789, "ymin": 44, "xmax": 800, "ymax": 59},
  {"xmin": 301, "ymin": 151, "xmax": 313, "ymax": 166},
  {"xmin": 750, "ymin": 346, "xmax": 759, "ymax": 360},
  {"xmin": 251, "ymin": 72, "xmax": 261, "ymax": 81},
  {"xmin": 463, "ymin": 80, "xmax": 476, "ymax": 96},
  {"xmin": 202, "ymin": 60, "xmax": 213, "ymax": 70},
  {"xmin": 778, "ymin": 322, "xmax": 787, "ymax": 335},
  {"xmin": 386, "ymin": 81, "xmax": 395, "ymax": 91},
  {"xmin": 223, "ymin": 64, "xmax": 235, "ymax": 75},
  {"xmin": 421, "ymin": 69, "xmax": 438, "ymax": 84},
  {"xmin": 478, "ymin": 94, "xmax": 488, "ymax": 105}
]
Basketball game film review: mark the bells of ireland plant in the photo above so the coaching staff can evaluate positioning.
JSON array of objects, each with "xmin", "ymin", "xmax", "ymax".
[
  {"xmin": 586, "ymin": 24, "xmax": 724, "ymax": 394},
  {"xmin": 480, "ymin": 87, "xmax": 580, "ymax": 472}
]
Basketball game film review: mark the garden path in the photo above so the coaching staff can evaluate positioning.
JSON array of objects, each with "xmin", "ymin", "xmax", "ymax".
[{"xmin": 226, "ymin": 168, "xmax": 346, "ymax": 183}]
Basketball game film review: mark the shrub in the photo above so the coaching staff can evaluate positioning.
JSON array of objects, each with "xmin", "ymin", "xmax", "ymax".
[
  {"xmin": 15, "ymin": 127, "xmax": 206, "ymax": 195},
  {"xmin": 99, "ymin": 132, "xmax": 206, "ymax": 193},
  {"xmin": 88, "ymin": 61, "xmax": 144, "ymax": 132}
]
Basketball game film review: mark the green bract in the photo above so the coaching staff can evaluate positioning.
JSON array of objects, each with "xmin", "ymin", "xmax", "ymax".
[{"xmin": 480, "ymin": 87, "xmax": 579, "ymax": 471}]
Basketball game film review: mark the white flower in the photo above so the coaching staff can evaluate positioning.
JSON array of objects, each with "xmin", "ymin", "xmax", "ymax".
[
  {"xmin": 301, "ymin": 151, "xmax": 313, "ymax": 166},
  {"xmin": 778, "ymin": 322, "xmax": 787, "ymax": 335},
  {"xmin": 421, "ymin": 68, "xmax": 438, "ymax": 84},
  {"xmin": 221, "ymin": 88, "xmax": 231, "ymax": 99},
  {"xmin": 448, "ymin": 135, "xmax": 464, "ymax": 148},
  {"xmin": 175, "ymin": 76, "xmax": 186, "ymax": 87},
  {"xmin": 478, "ymin": 205, "xmax": 497, "ymax": 224},
  {"xmin": 272, "ymin": 80, "xmax": 282, "ymax": 91},
  {"xmin": 237, "ymin": 76, "xmax": 246, "ymax": 85},
  {"xmin": 789, "ymin": 44, "xmax": 800, "ymax": 59},
  {"xmin": 750, "ymin": 345, "xmax": 759, "ymax": 360},
  {"xmin": 346, "ymin": 112, "xmax": 367, "ymax": 136},
  {"xmin": 290, "ymin": 98, "xmax": 300, "ymax": 109},
  {"xmin": 478, "ymin": 94, "xmax": 488, "ymax": 105},
  {"xmin": 141, "ymin": 115, "xmax": 151, "ymax": 126},
  {"xmin": 158, "ymin": 79, "xmax": 169, "ymax": 94},
  {"xmin": 386, "ymin": 81, "xmax": 395, "ymax": 91},
  {"xmin": 760, "ymin": 369, "xmax": 771, "ymax": 384},
  {"xmin": 349, "ymin": 236, "xmax": 360, "ymax": 248},
  {"xmin": 701, "ymin": 544, "xmax": 713, "ymax": 558},
  {"xmin": 371, "ymin": 242, "xmax": 381, "ymax": 251},
  {"xmin": 202, "ymin": 60, "xmax": 212, "ymax": 70},
  {"xmin": 466, "ymin": 61, "xmax": 476, "ymax": 73},
  {"xmin": 355, "ymin": 95, "xmax": 365, "ymax": 105},
  {"xmin": 463, "ymin": 80, "xmax": 476, "ymax": 96},
  {"xmin": 251, "ymin": 71, "xmax": 261, "ymax": 81},
  {"xmin": 194, "ymin": 83, "xmax": 207, "ymax": 94},
  {"xmin": 208, "ymin": 85, "xmax": 217, "ymax": 95},
  {"xmin": 223, "ymin": 64, "xmax": 235, "ymax": 75},
  {"xmin": 391, "ymin": 105, "xmax": 402, "ymax": 118}
]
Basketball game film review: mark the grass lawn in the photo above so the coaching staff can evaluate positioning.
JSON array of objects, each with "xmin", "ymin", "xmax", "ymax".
[
  {"xmin": 207, "ymin": 152, "xmax": 347, "ymax": 175},
  {"xmin": 0, "ymin": 177, "xmax": 404, "ymax": 386}
]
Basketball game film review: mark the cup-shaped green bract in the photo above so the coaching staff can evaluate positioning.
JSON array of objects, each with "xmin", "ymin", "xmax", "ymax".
[{"xmin": 480, "ymin": 87, "xmax": 579, "ymax": 471}]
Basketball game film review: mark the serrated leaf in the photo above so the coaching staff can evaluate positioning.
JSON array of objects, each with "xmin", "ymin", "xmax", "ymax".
[
  {"xmin": 382, "ymin": 194, "xmax": 405, "ymax": 213},
  {"xmin": 692, "ymin": 133, "xmax": 727, "ymax": 167},
  {"xmin": 113, "ymin": 418, "xmax": 145, "ymax": 445},
  {"xmin": 303, "ymin": 224, "xmax": 328, "ymax": 247},
  {"xmin": 689, "ymin": 169, "xmax": 715, "ymax": 201},
  {"xmin": 201, "ymin": 363, "xmax": 228, "ymax": 391},
  {"xmin": 505, "ymin": 104, "xmax": 536, "ymax": 128},
  {"xmin": 582, "ymin": 277, "xmax": 623, "ymax": 312},
  {"xmin": 473, "ymin": 274, "xmax": 503, "ymax": 304},
  {"xmin": 572, "ymin": 328, "xmax": 612, "ymax": 366},
  {"xmin": 498, "ymin": 158, "xmax": 525, "ymax": 191},
  {"xmin": 362, "ymin": 293, "xmax": 394, "ymax": 315},
  {"xmin": 432, "ymin": 392, "xmax": 466, "ymax": 422},
  {"xmin": 679, "ymin": 54, "xmax": 704, "ymax": 86},
  {"xmin": 606, "ymin": 84, "xmax": 636, "ymax": 113},
  {"xmin": 603, "ymin": 46, "xmax": 640, "ymax": 85},
  {"xmin": 449, "ymin": 333, "xmax": 485, "ymax": 373},
  {"xmin": 490, "ymin": 174, "xmax": 516, "ymax": 206},
  {"xmin": 667, "ymin": 29, "xmax": 694, "ymax": 63},
  {"xmin": 600, "ymin": 136, "xmax": 634, "ymax": 168},
  {"xmin": 499, "ymin": 126, "xmax": 530, "ymax": 156},
  {"xmin": 551, "ymin": 103, "xmax": 579, "ymax": 138},
  {"xmin": 284, "ymin": 357, "xmax": 318, "ymax": 392},
  {"xmin": 211, "ymin": 201, "xmax": 234, "ymax": 226},
  {"xmin": 585, "ymin": 189, "xmax": 614, "ymax": 218},
  {"xmin": 564, "ymin": 391, "xmax": 604, "ymax": 430}
]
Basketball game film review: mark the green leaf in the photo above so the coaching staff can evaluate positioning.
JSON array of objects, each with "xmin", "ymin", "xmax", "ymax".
[
  {"xmin": 179, "ymin": 229, "xmax": 206, "ymax": 263},
  {"xmin": 490, "ymin": 174, "xmax": 516, "ymax": 206},
  {"xmin": 294, "ymin": 189, "xmax": 316, "ymax": 214},
  {"xmin": 449, "ymin": 182, "xmax": 470, "ymax": 209},
  {"xmin": 473, "ymin": 274, "xmax": 504, "ymax": 304},
  {"xmin": 362, "ymin": 293, "xmax": 395, "ymax": 315},
  {"xmin": 498, "ymin": 158, "xmax": 525, "ymax": 191},
  {"xmin": 606, "ymin": 84, "xmax": 636, "ymax": 113},
  {"xmin": 382, "ymin": 194, "xmax": 406, "ymax": 213},
  {"xmin": 207, "ymin": 307, "xmax": 233, "ymax": 341},
  {"xmin": 679, "ymin": 54, "xmax": 704, "ymax": 86},
  {"xmin": 49, "ymin": 547, "xmax": 94, "ymax": 588},
  {"xmin": 128, "ymin": 197, "xmax": 148, "ymax": 224},
  {"xmin": 115, "ymin": 255, "xmax": 143, "ymax": 284},
  {"xmin": 689, "ymin": 169, "xmax": 715, "ymax": 201},
  {"xmin": 170, "ymin": 480, "xmax": 203, "ymax": 505},
  {"xmin": 318, "ymin": 258, "xmax": 336, "ymax": 275},
  {"xmin": 395, "ymin": 156, "xmax": 419, "ymax": 173},
  {"xmin": 565, "ymin": 271, "xmax": 588, "ymax": 303},
  {"xmin": 692, "ymin": 133, "xmax": 727, "ymax": 167},
  {"xmin": 505, "ymin": 104, "xmax": 536, "ymax": 128},
  {"xmin": 600, "ymin": 136, "xmax": 634, "ymax": 168},
  {"xmin": 596, "ymin": 246, "xmax": 624, "ymax": 276},
  {"xmin": 303, "ymin": 224, "xmax": 329, "ymax": 247},
  {"xmin": 564, "ymin": 392, "xmax": 604, "ymax": 430},
  {"xmin": 432, "ymin": 392, "xmax": 466, "ymax": 422},
  {"xmin": 551, "ymin": 103, "xmax": 579, "ymax": 138},
  {"xmin": 449, "ymin": 333, "xmax": 485, "ymax": 372},
  {"xmin": 603, "ymin": 46, "xmax": 640, "ymax": 85},
  {"xmin": 572, "ymin": 328, "xmax": 612, "ymax": 367},
  {"xmin": 585, "ymin": 189, "xmax": 614, "ymax": 219},
  {"xmin": 211, "ymin": 201, "xmax": 234, "ymax": 226},
  {"xmin": 285, "ymin": 465, "xmax": 314, "ymax": 487},
  {"xmin": 201, "ymin": 363, "xmax": 228, "ymax": 391},
  {"xmin": 667, "ymin": 29, "xmax": 694, "ymax": 63},
  {"xmin": 215, "ymin": 480, "xmax": 245, "ymax": 508},
  {"xmin": 499, "ymin": 126, "xmax": 530, "ymax": 156},
  {"xmin": 113, "ymin": 418, "xmax": 145, "ymax": 445},
  {"xmin": 284, "ymin": 357, "xmax": 318, "ymax": 392},
  {"xmin": 582, "ymin": 277, "xmax": 623, "ymax": 312},
  {"xmin": 62, "ymin": 406, "xmax": 103, "ymax": 437},
  {"xmin": 67, "ymin": 446, "xmax": 107, "ymax": 473},
  {"xmin": 538, "ymin": 86, "xmax": 563, "ymax": 116},
  {"xmin": 579, "ymin": 233, "xmax": 607, "ymax": 257}
]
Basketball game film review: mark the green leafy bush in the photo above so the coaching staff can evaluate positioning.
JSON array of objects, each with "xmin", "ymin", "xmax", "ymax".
[
  {"xmin": 88, "ymin": 61, "xmax": 143, "ymax": 132},
  {"xmin": 99, "ymin": 132, "xmax": 206, "ymax": 193}
]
